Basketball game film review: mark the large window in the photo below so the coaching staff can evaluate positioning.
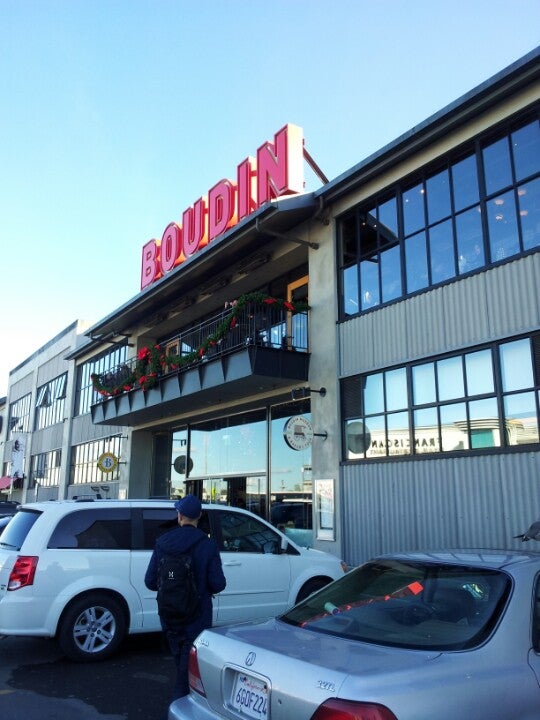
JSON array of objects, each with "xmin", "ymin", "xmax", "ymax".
[
  {"xmin": 70, "ymin": 436, "xmax": 122, "ymax": 485},
  {"xmin": 34, "ymin": 373, "xmax": 67, "ymax": 430},
  {"xmin": 8, "ymin": 394, "xmax": 32, "ymax": 437},
  {"xmin": 339, "ymin": 112, "xmax": 540, "ymax": 317},
  {"xmin": 342, "ymin": 334, "xmax": 540, "ymax": 459},
  {"xmin": 29, "ymin": 449, "xmax": 62, "ymax": 488},
  {"xmin": 75, "ymin": 345, "xmax": 128, "ymax": 415}
]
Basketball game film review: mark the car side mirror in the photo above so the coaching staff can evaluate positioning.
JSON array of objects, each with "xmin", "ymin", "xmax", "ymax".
[{"xmin": 280, "ymin": 535, "xmax": 289, "ymax": 553}]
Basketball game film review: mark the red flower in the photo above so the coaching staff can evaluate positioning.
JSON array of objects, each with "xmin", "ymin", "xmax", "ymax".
[
  {"xmin": 284, "ymin": 301, "xmax": 295, "ymax": 311},
  {"xmin": 123, "ymin": 384, "xmax": 133, "ymax": 391},
  {"xmin": 263, "ymin": 297, "xmax": 277, "ymax": 305},
  {"xmin": 139, "ymin": 376, "xmax": 147, "ymax": 385},
  {"xmin": 137, "ymin": 347, "xmax": 150, "ymax": 361},
  {"xmin": 230, "ymin": 316, "xmax": 237, "ymax": 329}
]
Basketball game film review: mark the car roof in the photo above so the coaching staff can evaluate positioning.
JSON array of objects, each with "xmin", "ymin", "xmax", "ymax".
[{"xmin": 377, "ymin": 548, "xmax": 540, "ymax": 571}]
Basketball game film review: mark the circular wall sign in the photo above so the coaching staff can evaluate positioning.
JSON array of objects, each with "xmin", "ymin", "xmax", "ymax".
[
  {"xmin": 283, "ymin": 415, "xmax": 314, "ymax": 451},
  {"xmin": 97, "ymin": 452, "xmax": 119, "ymax": 474}
]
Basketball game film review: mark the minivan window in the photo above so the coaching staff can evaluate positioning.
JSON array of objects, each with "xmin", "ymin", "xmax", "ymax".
[
  {"xmin": 0, "ymin": 509, "xmax": 41, "ymax": 550},
  {"xmin": 140, "ymin": 508, "xmax": 212, "ymax": 550},
  {"xmin": 216, "ymin": 509, "xmax": 281, "ymax": 554},
  {"xmin": 48, "ymin": 508, "xmax": 131, "ymax": 549}
]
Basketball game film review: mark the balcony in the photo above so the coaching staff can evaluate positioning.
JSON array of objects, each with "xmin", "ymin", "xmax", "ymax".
[{"xmin": 91, "ymin": 302, "xmax": 310, "ymax": 427}]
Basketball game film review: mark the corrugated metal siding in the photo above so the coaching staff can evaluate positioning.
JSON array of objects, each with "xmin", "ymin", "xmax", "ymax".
[
  {"xmin": 342, "ymin": 451, "xmax": 540, "ymax": 567},
  {"xmin": 339, "ymin": 253, "xmax": 540, "ymax": 376}
]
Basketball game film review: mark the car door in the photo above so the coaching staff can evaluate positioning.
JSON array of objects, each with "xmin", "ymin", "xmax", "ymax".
[{"xmin": 210, "ymin": 508, "xmax": 291, "ymax": 625}]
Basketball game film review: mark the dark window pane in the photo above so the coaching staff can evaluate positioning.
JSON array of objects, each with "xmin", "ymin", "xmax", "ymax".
[
  {"xmin": 519, "ymin": 178, "xmax": 540, "ymax": 251},
  {"xmin": 360, "ymin": 258, "xmax": 379, "ymax": 309},
  {"xmin": 405, "ymin": 231, "xmax": 428, "ymax": 293},
  {"xmin": 483, "ymin": 136, "xmax": 512, "ymax": 195},
  {"xmin": 512, "ymin": 120, "xmax": 540, "ymax": 182},
  {"xmin": 48, "ymin": 509, "xmax": 131, "ymax": 549},
  {"xmin": 429, "ymin": 220, "xmax": 455, "ymax": 283},
  {"xmin": 343, "ymin": 265, "xmax": 359, "ymax": 316},
  {"xmin": 403, "ymin": 182, "xmax": 425, "ymax": 236},
  {"xmin": 456, "ymin": 206, "xmax": 485, "ymax": 274},
  {"xmin": 452, "ymin": 154, "xmax": 480, "ymax": 211},
  {"xmin": 487, "ymin": 190, "xmax": 520, "ymax": 261},
  {"xmin": 378, "ymin": 196, "xmax": 398, "ymax": 236},
  {"xmin": 340, "ymin": 214, "xmax": 357, "ymax": 265},
  {"xmin": 426, "ymin": 169, "xmax": 451, "ymax": 224},
  {"xmin": 380, "ymin": 243, "xmax": 402, "ymax": 302}
]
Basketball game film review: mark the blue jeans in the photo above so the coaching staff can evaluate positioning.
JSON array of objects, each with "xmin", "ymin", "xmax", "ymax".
[{"xmin": 165, "ymin": 629, "xmax": 192, "ymax": 700}]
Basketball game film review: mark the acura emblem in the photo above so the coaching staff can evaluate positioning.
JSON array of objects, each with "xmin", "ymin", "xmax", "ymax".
[{"xmin": 245, "ymin": 652, "xmax": 256, "ymax": 666}]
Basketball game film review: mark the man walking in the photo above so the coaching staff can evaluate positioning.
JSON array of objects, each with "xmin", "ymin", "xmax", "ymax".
[{"xmin": 145, "ymin": 494, "xmax": 226, "ymax": 700}]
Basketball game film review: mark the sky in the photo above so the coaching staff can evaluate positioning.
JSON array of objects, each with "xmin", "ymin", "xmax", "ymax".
[{"xmin": 1, "ymin": 0, "xmax": 539, "ymax": 398}]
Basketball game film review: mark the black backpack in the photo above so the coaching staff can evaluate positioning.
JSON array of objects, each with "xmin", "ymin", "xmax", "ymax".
[{"xmin": 156, "ymin": 539, "xmax": 203, "ymax": 629}]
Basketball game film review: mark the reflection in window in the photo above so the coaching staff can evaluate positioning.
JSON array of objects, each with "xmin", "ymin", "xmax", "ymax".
[
  {"xmin": 342, "ymin": 333, "xmax": 540, "ymax": 459},
  {"xmin": 483, "ymin": 136, "xmax": 513, "ymax": 195},
  {"xmin": 429, "ymin": 220, "xmax": 455, "ymax": 283},
  {"xmin": 426, "ymin": 168, "xmax": 451, "ymax": 224},
  {"xmin": 403, "ymin": 182, "xmax": 425, "ymax": 236},
  {"xmin": 512, "ymin": 119, "xmax": 540, "ymax": 182},
  {"xmin": 452, "ymin": 154, "xmax": 480, "ymax": 211},
  {"xmin": 487, "ymin": 190, "xmax": 520, "ymax": 261},
  {"xmin": 456, "ymin": 207, "xmax": 484, "ymax": 274},
  {"xmin": 519, "ymin": 177, "xmax": 540, "ymax": 251},
  {"xmin": 500, "ymin": 339, "xmax": 533, "ymax": 391},
  {"xmin": 437, "ymin": 357, "xmax": 464, "ymax": 401},
  {"xmin": 405, "ymin": 231, "xmax": 429, "ymax": 293}
]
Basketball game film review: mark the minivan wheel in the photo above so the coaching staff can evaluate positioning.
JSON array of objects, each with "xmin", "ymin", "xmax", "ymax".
[
  {"xmin": 296, "ymin": 577, "xmax": 330, "ymax": 603},
  {"xmin": 58, "ymin": 593, "xmax": 126, "ymax": 662}
]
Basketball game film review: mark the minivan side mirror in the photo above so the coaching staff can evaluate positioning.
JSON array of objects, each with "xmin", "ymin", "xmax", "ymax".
[{"xmin": 280, "ymin": 535, "xmax": 289, "ymax": 552}]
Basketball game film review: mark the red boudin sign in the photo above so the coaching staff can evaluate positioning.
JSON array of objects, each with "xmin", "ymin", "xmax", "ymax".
[{"xmin": 140, "ymin": 123, "xmax": 304, "ymax": 290}]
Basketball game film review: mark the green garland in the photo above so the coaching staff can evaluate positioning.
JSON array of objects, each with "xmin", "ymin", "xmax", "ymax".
[{"xmin": 91, "ymin": 292, "xmax": 308, "ymax": 397}]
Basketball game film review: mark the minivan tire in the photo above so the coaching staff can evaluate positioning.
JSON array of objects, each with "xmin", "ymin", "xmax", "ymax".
[
  {"xmin": 58, "ymin": 592, "xmax": 127, "ymax": 662},
  {"xmin": 296, "ymin": 577, "xmax": 330, "ymax": 603}
]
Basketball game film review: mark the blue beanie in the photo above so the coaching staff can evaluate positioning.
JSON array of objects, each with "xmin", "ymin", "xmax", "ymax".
[{"xmin": 174, "ymin": 494, "xmax": 202, "ymax": 519}]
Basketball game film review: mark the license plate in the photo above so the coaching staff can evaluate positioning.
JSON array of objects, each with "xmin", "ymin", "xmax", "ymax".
[{"xmin": 231, "ymin": 672, "xmax": 269, "ymax": 720}]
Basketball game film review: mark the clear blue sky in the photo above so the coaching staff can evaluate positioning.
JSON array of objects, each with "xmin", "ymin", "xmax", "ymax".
[{"xmin": 1, "ymin": 0, "xmax": 539, "ymax": 396}]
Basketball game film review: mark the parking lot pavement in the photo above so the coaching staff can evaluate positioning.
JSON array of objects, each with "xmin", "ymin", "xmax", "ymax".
[{"xmin": 0, "ymin": 633, "xmax": 175, "ymax": 720}]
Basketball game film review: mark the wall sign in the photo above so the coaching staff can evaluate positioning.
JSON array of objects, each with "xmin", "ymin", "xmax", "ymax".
[
  {"xmin": 283, "ymin": 415, "xmax": 313, "ymax": 451},
  {"xmin": 315, "ymin": 478, "xmax": 335, "ymax": 541},
  {"xmin": 97, "ymin": 452, "xmax": 119, "ymax": 474},
  {"xmin": 140, "ymin": 124, "xmax": 304, "ymax": 290}
]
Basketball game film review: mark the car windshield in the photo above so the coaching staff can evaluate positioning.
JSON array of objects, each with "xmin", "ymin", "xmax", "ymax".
[
  {"xmin": 281, "ymin": 558, "xmax": 510, "ymax": 650},
  {"xmin": 0, "ymin": 509, "xmax": 41, "ymax": 550}
]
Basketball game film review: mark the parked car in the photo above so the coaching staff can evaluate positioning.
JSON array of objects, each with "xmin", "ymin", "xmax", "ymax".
[
  {"xmin": 169, "ymin": 549, "xmax": 540, "ymax": 720},
  {"xmin": 0, "ymin": 500, "xmax": 19, "ymax": 518},
  {"xmin": 0, "ymin": 499, "xmax": 345, "ymax": 662}
]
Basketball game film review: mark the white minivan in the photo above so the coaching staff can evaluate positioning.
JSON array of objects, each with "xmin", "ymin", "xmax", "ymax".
[{"xmin": 0, "ymin": 499, "xmax": 346, "ymax": 661}]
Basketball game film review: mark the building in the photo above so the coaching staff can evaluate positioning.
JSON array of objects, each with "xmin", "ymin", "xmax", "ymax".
[{"xmin": 3, "ymin": 48, "xmax": 539, "ymax": 565}]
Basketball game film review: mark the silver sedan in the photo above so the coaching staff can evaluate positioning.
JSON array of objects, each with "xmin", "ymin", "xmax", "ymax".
[{"xmin": 168, "ymin": 549, "xmax": 540, "ymax": 720}]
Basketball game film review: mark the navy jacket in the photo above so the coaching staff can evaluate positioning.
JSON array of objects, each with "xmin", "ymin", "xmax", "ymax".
[{"xmin": 144, "ymin": 524, "xmax": 226, "ymax": 640}]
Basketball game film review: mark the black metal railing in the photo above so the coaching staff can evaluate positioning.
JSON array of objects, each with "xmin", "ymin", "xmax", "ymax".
[{"xmin": 94, "ymin": 302, "xmax": 308, "ymax": 396}]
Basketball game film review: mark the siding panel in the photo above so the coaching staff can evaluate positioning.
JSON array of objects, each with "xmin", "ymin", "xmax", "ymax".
[{"xmin": 342, "ymin": 451, "xmax": 540, "ymax": 567}]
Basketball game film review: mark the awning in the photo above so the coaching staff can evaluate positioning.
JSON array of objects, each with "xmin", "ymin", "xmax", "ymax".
[{"xmin": 0, "ymin": 476, "xmax": 12, "ymax": 490}]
